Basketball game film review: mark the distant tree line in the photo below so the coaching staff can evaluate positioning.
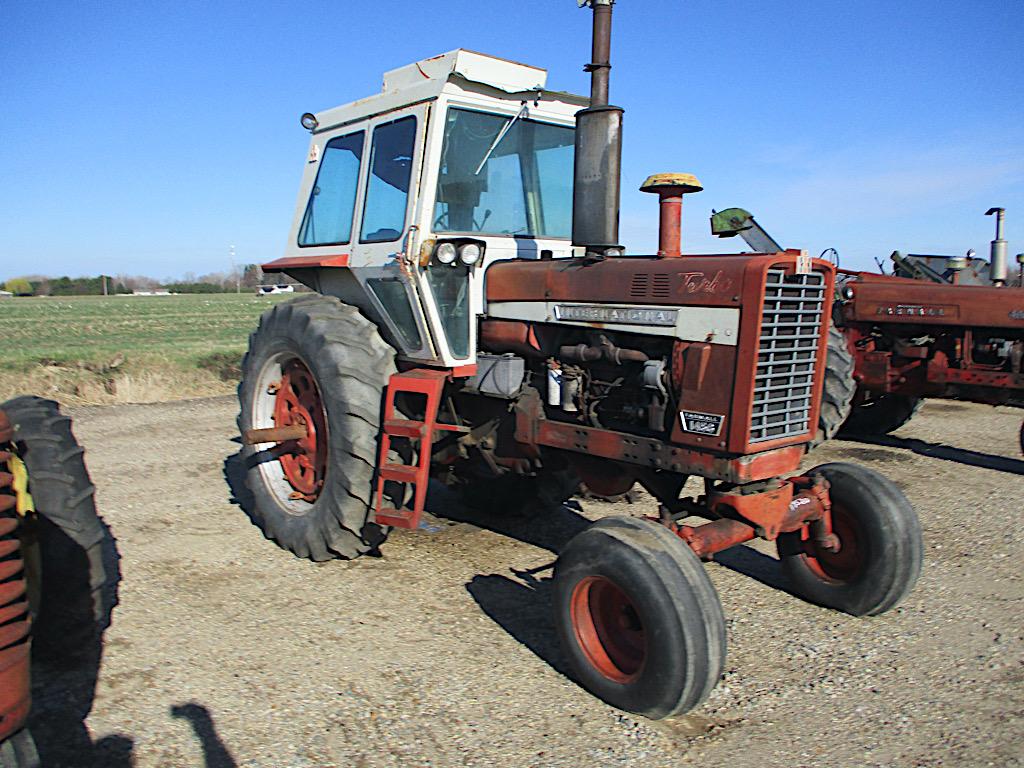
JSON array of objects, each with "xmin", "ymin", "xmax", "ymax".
[{"xmin": 2, "ymin": 265, "xmax": 284, "ymax": 296}]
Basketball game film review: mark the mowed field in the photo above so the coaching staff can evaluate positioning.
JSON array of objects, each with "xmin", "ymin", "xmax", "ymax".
[{"xmin": 0, "ymin": 294, "xmax": 292, "ymax": 403}]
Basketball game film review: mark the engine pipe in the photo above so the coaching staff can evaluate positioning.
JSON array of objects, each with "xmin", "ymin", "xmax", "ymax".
[
  {"xmin": 559, "ymin": 335, "xmax": 648, "ymax": 364},
  {"xmin": 987, "ymin": 207, "xmax": 1008, "ymax": 286},
  {"xmin": 572, "ymin": 0, "xmax": 624, "ymax": 255},
  {"xmin": 640, "ymin": 173, "xmax": 704, "ymax": 258}
]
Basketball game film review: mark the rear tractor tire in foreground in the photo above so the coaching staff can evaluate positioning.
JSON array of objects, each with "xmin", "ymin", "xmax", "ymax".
[
  {"xmin": 777, "ymin": 462, "xmax": 922, "ymax": 616},
  {"xmin": 552, "ymin": 516, "xmax": 726, "ymax": 719},
  {"xmin": 2, "ymin": 396, "xmax": 114, "ymax": 662},
  {"xmin": 238, "ymin": 296, "xmax": 402, "ymax": 561}
]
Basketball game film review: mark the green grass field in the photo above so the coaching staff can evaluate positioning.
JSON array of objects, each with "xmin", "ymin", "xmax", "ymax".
[{"xmin": 0, "ymin": 293, "xmax": 293, "ymax": 403}]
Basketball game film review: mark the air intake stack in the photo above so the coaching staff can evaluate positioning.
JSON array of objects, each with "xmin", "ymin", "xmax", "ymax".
[
  {"xmin": 572, "ymin": 0, "xmax": 624, "ymax": 257},
  {"xmin": 986, "ymin": 207, "xmax": 1008, "ymax": 286}
]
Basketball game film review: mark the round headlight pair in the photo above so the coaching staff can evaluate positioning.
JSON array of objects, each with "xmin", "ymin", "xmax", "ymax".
[{"xmin": 435, "ymin": 242, "xmax": 483, "ymax": 267}]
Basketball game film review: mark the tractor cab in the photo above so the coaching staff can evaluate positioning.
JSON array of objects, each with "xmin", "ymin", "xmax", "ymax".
[{"xmin": 264, "ymin": 50, "xmax": 587, "ymax": 367}]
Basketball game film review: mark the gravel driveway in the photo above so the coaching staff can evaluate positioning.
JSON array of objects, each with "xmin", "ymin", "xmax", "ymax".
[{"xmin": 26, "ymin": 396, "xmax": 1024, "ymax": 767}]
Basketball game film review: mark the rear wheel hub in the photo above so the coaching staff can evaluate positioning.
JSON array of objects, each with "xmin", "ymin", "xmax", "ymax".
[{"xmin": 272, "ymin": 359, "xmax": 327, "ymax": 502}]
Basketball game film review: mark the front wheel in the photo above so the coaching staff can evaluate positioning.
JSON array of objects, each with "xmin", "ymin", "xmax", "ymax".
[
  {"xmin": 778, "ymin": 462, "xmax": 922, "ymax": 616},
  {"xmin": 552, "ymin": 516, "xmax": 726, "ymax": 718}
]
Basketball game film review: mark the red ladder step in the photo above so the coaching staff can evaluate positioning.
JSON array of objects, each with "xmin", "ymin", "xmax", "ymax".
[{"xmin": 373, "ymin": 369, "xmax": 450, "ymax": 530}]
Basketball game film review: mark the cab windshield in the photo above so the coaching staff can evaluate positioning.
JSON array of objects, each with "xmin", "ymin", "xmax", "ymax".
[{"xmin": 433, "ymin": 107, "xmax": 574, "ymax": 238}]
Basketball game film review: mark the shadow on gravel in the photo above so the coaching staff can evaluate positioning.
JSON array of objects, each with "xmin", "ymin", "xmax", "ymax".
[
  {"xmin": 466, "ymin": 568, "xmax": 570, "ymax": 677},
  {"xmin": 29, "ymin": 518, "xmax": 126, "ymax": 768},
  {"xmin": 223, "ymin": 450, "xmax": 257, "ymax": 525},
  {"xmin": 847, "ymin": 433, "xmax": 1024, "ymax": 475},
  {"xmin": 425, "ymin": 483, "xmax": 590, "ymax": 555},
  {"xmin": 710, "ymin": 544, "xmax": 793, "ymax": 595},
  {"xmin": 171, "ymin": 702, "xmax": 238, "ymax": 768}
]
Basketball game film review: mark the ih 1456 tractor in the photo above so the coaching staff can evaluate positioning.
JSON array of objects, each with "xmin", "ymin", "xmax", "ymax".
[
  {"xmin": 712, "ymin": 207, "xmax": 1024, "ymax": 451},
  {"xmin": 238, "ymin": 1, "xmax": 922, "ymax": 718}
]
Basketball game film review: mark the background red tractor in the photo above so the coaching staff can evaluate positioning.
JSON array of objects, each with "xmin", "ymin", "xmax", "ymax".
[{"xmin": 712, "ymin": 207, "xmax": 1024, "ymax": 451}]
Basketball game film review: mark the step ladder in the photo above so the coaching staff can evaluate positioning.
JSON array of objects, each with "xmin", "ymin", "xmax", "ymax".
[{"xmin": 373, "ymin": 369, "xmax": 467, "ymax": 529}]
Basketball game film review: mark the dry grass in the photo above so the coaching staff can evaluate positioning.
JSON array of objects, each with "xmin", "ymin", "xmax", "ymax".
[{"xmin": 0, "ymin": 293, "xmax": 292, "ymax": 404}]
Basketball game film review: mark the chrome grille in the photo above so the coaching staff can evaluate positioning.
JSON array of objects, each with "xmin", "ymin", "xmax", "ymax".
[{"xmin": 750, "ymin": 268, "xmax": 826, "ymax": 444}]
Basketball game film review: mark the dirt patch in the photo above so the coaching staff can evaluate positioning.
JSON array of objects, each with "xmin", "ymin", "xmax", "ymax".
[{"xmin": 25, "ymin": 397, "xmax": 1024, "ymax": 767}]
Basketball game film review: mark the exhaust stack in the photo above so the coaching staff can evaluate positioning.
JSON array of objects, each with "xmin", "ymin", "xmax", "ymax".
[
  {"xmin": 986, "ymin": 207, "xmax": 1008, "ymax": 286},
  {"xmin": 572, "ymin": 0, "xmax": 623, "ymax": 256}
]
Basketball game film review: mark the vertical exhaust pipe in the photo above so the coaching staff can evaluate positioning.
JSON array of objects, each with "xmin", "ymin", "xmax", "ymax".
[
  {"xmin": 986, "ymin": 207, "xmax": 1008, "ymax": 286},
  {"xmin": 572, "ymin": 0, "xmax": 623, "ymax": 256}
]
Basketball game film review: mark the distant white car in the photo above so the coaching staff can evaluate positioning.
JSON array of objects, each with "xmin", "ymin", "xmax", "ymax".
[{"xmin": 256, "ymin": 284, "xmax": 296, "ymax": 296}]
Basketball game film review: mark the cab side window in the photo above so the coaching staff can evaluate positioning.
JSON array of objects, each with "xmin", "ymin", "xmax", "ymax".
[
  {"xmin": 360, "ymin": 116, "xmax": 417, "ymax": 243},
  {"xmin": 298, "ymin": 131, "xmax": 364, "ymax": 246}
]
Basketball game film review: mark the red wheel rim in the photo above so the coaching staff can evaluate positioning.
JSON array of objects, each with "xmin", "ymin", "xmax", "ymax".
[
  {"xmin": 272, "ymin": 358, "xmax": 327, "ymax": 502},
  {"xmin": 801, "ymin": 503, "xmax": 863, "ymax": 583},
  {"xmin": 569, "ymin": 575, "xmax": 646, "ymax": 683}
]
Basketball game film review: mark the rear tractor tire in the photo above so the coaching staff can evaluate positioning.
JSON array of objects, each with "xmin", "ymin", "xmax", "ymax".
[
  {"xmin": 814, "ymin": 324, "xmax": 857, "ymax": 448},
  {"xmin": 777, "ymin": 462, "xmax": 922, "ymax": 616},
  {"xmin": 840, "ymin": 393, "xmax": 922, "ymax": 437},
  {"xmin": 552, "ymin": 516, "xmax": 726, "ymax": 719},
  {"xmin": 1, "ymin": 396, "xmax": 114, "ymax": 662},
  {"xmin": 238, "ymin": 296, "xmax": 402, "ymax": 561}
]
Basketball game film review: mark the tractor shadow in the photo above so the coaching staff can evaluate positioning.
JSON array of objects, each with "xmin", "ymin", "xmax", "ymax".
[
  {"xmin": 465, "ymin": 568, "xmax": 572, "ymax": 678},
  {"xmin": 845, "ymin": 433, "xmax": 1024, "ymax": 476},
  {"xmin": 423, "ymin": 482, "xmax": 591, "ymax": 555},
  {"xmin": 28, "ymin": 518, "xmax": 127, "ymax": 767},
  {"xmin": 424, "ymin": 485, "xmax": 587, "ymax": 678}
]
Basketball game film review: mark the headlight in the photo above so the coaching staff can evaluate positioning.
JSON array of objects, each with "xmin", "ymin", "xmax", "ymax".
[
  {"xmin": 435, "ymin": 242, "xmax": 457, "ymax": 265},
  {"xmin": 458, "ymin": 242, "xmax": 482, "ymax": 265},
  {"xmin": 841, "ymin": 285, "xmax": 855, "ymax": 301}
]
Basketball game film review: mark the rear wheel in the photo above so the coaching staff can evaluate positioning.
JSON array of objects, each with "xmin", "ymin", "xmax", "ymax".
[
  {"xmin": 840, "ymin": 393, "xmax": 922, "ymax": 437},
  {"xmin": 777, "ymin": 462, "xmax": 922, "ymax": 616},
  {"xmin": 552, "ymin": 516, "xmax": 726, "ymax": 718},
  {"xmin": 814, "ymin": 324, "xmax": 857, "ymax": 447},
  {"xmin": 238, "ymin": 296, "xmax": 401, "ymax": 560},
  {"xmin": 1, "ymin": 396, "xmax": 114, "ymax": 662}
]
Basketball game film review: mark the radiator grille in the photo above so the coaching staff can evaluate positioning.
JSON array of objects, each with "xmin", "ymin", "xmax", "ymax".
[{"xmin": 750, "ymin": 268, "xmax": 826, "ymax": 444}]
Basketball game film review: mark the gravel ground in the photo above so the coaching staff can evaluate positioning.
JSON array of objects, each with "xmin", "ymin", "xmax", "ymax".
[{"xmin": 25, "ymin": 396, "xmax": 1024, "ymax": 768}]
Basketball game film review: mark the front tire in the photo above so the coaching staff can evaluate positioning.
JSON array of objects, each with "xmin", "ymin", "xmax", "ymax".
[
  {"xmin": 552, "ymin": 516, "xmax": 726, "ymax": 718},
  {"xmin": 238, "ymin": 296, "xmax": 399, "ymax": 560},
  {"xmin": 778, "ymin": 463, "xmax": 922, "ymax": 616}
]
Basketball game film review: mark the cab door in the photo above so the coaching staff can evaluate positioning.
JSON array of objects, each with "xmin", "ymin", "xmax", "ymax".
[{"xmin": 348, "ymin": 102, "xmax": 435, "ymax": 360}]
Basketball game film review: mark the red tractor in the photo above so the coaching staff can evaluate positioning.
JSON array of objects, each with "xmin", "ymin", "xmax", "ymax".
[
  {"xmin": 712, "ymin": 208, "xmax": 1024, "ymax": 451},
  {"xmin": 237, "ymin": 1, "xmax": 922, "ymax": 718}
]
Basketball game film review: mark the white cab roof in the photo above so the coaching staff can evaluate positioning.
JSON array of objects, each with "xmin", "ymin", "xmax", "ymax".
[{"xmin": 311, "ymin": 49, "xmax": 586, "ymax": 133}]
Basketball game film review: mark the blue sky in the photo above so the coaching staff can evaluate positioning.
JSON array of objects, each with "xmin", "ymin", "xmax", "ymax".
[{"xmin": 1, "ymin": 0, "xmax": 1021, "ymax": 281}]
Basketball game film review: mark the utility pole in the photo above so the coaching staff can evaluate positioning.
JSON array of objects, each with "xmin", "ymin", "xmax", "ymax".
[
  {"xmin": 102, "ymin": 274, "xmax": 108, "ymax": 296},
  {"xmin": 230, "ymin": 244, "xmax": 240, "ymax": 294}
]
